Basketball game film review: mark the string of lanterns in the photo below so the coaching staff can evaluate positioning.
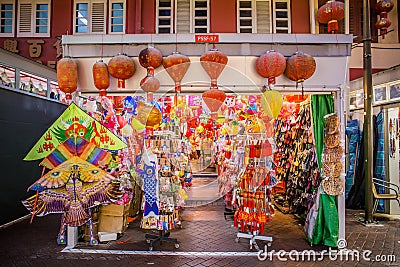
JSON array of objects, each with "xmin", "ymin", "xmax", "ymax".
[
  {"xmin": 375, "ymin": 0, "xmax": 394, "ymax": 39},
  {"xmin": 57, "ymin": 46, "xmax": 316, "ymax": 119}
]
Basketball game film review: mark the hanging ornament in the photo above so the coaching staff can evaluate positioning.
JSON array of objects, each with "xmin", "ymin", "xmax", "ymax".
[
  {"xmin": 200, "ymin": 47, "xmax": 228, "ymax": 88},
  {"xmin": 255, "ymin": 50, "xmax": 286, "ymax": 88},
  {"xmin": 108, "ymin": 54, "xmax": 135, "ymax": 89},
  {"xmin": 202, "ymin": 88, "xmax": 226, "ymax": 120},
  {"xmin": 140, "ymin": 74, "xmax": 160, "ymax": 93},
  {"xmin": 137, "ymin": 103, "xmax": 163, "ymax": 130},
  {"xmin": 260, "ymin": 87, "xmax": 283, "ymax": 119},
  {"xmin": 92, "ymin": 60, "xmax": 110, "ymax": 96},
  {"xmin": 112, "ymin": 96, "xmax": 125, "ymax": 115},
  {"xmin": 375, "ymin": 0, "xmax": 394, "ymax": 39},
  {"xmin": 139, "ymin": 46, "xmax": 163, "ymax": 73},
  {"xmin": 57, "ymin": 57, "xmax": 78, "ymax": 101},
  {"xmin": 316, "ymin": 0, "xmax": 345, "ymax": 34},
  {"xmin": 163, "ymin": 52, "xmax": 190, "ymax": 94},
  {"xmin": 285, "ymin": 52, "xmax": 316, "ymax": 95}
]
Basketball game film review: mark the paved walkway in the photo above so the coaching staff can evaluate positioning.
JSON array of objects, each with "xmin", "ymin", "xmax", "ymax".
[{"xmin": 1, "ymin": 201, "xmax": 399, "ymax": 266}]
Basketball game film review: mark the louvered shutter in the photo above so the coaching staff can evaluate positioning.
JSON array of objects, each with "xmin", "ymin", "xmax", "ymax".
[
  {"xmin": 91, "ymin": 1, "xmax": 105, "ymax": 33},
  {"xmin": 255, "ymin": 0, "xmax": 270, "ymax": 33},
  {"xmin": 176, "ymin": 0, "xmax": 190, "ymax": 33},
  {"xmin": 18, "ymin": 2, "xmax": 32, "ymax": 34}
]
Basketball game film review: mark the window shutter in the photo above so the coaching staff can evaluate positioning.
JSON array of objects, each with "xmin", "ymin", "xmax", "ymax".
[
  {"xmin": 256, "ymin": 0, "xmax": 270, "ymax": 33},
  {"xmin": 91, "ymin": 2, "xmax": 105, "ymax": 33},
  {"xmin": 176, "ymin": 0, "xmax": 190, "ymax": 33},
  {"xmin": 18, "ymin": 2, "xmax": 32, "ymax": 33}
]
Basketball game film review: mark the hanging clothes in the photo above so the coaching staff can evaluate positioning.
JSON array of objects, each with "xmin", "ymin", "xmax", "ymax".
[
  {"xmin": 374, "ymin": 111, "xmax": 385, "ymax": 212},
  {"xmin": 345, "ymin": 119, "xmax": 361, "ymax": 199},
  {"xmin": 307, "ymin": 94, "xmax": 339, "ymax": 247}
]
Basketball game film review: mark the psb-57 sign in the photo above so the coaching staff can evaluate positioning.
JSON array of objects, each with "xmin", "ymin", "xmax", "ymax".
[{"xmin": 195, "ymin": 34, "xmax": 219, "ymax": 43}]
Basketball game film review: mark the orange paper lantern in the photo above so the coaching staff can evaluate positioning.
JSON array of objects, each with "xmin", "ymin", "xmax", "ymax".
[
  {"xmin": 92, "ymin": 60, "xmax": 110, "ymax": 96},
  {"xmin": 57, "ymin": 57, "xmax": 78, "ymax": 100},
  {"xmin": 137, "ymin": 104, "xmax": 162, "ymax": 129},
  {"xmin": 140, "ymin": 75, "xmax": 160, "ymax": 93},
  {"xmin": 202, "ymin": 88, "xmax": 227, "ymax": 119},
  {"xmin": 285, "ymin": 52, "xmax": 316, "ymax": 83},
  {"xmin": 139, "ymin": 46, "xmax": 163, "ymax": 71},
  {"xmin": 200, "ymin": 48, "xmax": 228, "ymax": 88},
  {"xmin": 108, "ymin": 54, "xmax": 135, "ymax": 88},
  {"xmin": 163, "ymin": 52, "xmax": 190, "ymax": 93}
]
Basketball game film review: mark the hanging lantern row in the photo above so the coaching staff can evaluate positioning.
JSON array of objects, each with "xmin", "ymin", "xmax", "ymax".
[
  {"xmin": 375, "ymin": 0, "xmax": 394, "ymax": 39},
  {"xmin": 255, "ymin": 50, "xmax": 316, "ymax": 89},
  {"xmin": 316, "ymin": 0, "xmax": 345, "ymax": 34}
]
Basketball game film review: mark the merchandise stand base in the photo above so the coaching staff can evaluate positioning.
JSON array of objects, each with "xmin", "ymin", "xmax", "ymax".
[
  {"xmin": 235, "ymin": 232, "xmax": 272, "ymax": 251},
  {"xmin": 145, "ymin": 230, "xmax": 180, "ymax": 251}
]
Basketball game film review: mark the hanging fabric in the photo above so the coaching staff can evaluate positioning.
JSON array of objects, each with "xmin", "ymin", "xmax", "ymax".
[{"xmin": 345, "ymin": 119, "xmax": 361, "ymax": 199}]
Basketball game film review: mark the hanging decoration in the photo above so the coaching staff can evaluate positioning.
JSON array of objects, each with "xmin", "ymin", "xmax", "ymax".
[
  {"xmin": 107, "ymin": 54, "xmax": 135, "ymax": 89},
  {"xmin": 56, "ymin": 57, "xmax": 78, "ymax": 101},
  {"xmin": 200, "ymin": 47, "xmax": 228, "ymax": 88},
  {"xmin": 375, "ymin": 0, "xmax": 394, "ymax": 39},
  {"xmin": 316, "ymin": 0, "xmax": 345, "ymax": 34},
  {"xmin": 136, "ymin": 102, "xmax": 163, "ymax": 130},
  {"xmin": 92, "ymin": 60, "xmax": 110, "ymax": 96},
  {"xmin": 285, "ymin": 52, "xmax": 316, "ymax": 95},
  {"xmin": 200, "ymin": 47, "xmax": 228, "ymax": 119},
  {"xmin": 202, "ymin": 88, "xmax": 227, "ymax": 119},
  {"xmin": 139, "ymin": 46, "xmax": 163, "ymax": 97},
  {"xmin": 163, "ymin": 52, "xmax": 191, "ymax": 94},
  {"xmin": 255, "ymin": 50, "xmax": 286, "ymax": 88},
  {"xmin": 260, "ymin": 89, "xmax": 283, "ymax": 119}
]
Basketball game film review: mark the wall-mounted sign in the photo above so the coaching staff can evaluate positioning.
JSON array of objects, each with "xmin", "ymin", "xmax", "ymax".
[{"xmin": 195, "ymin": 34, "xmax": 219, "ymax": 43}]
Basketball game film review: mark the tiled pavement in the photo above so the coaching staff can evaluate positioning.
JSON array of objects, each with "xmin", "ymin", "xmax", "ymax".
[{"xmin": 1, "ymin": 190, "xmax": 399, "ymax": 266}]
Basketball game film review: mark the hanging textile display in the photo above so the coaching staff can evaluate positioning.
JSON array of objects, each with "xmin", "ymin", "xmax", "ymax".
[
  {"xmin": 374, "ymin": 111, "xmax": 386, "ymax": 212},
  {"xmin": 306, "ymin": 94, "xmax": 339, "ymax": 248},
  {"xmin": 273, "ymin": 101, "xmax": 321, "ymax": 216},
  {"xmin": 345, "ymin": 119, "xmax": 361, "ymax": 199}
]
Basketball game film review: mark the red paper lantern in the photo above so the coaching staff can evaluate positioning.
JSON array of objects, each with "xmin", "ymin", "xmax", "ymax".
[
  {"xmin": 200, "ymin": 48, "xmax": 228, "ymax": 88},
  {"xmin": 255, "ymin": 50, "xmax": 286, "ymax": 87},
  {"xmin": 375, "ymin": 1, "xmax": 394, "ymax": 39},
  {"xmin": 375, "ymin": 0, "xmax": 394, "ymax": 13},
  {"xmin": 163, "ymin": 52, "xmax": 190, "ymax": 93},
  {"xmin": 139, "ymin": 46, "xmax": 163, "ymax": 71},
  {"xmin": 285, "ymin": 52, "xmax": 316, "ymax": 83},
  {"xmin": 317, "ymin": 0, "xmax": 345, "ymax": 33},
  {"xmin": 202, "ymin": 88, "xmax": 227, "ymax": 119},
  {"xmin": 140, "ymin": 75, "xmax": 160, "ymax": 93},
  {"xmin": 57, "ymin": 57, "xmax": 78, "ymax": 100},
  {"xmin": 92, "ymin": 60, "xmax": 110, "ymax": 96},
  {"xmin": 108, "ymin": 54, "xmax": 135, "ymax": 88}
]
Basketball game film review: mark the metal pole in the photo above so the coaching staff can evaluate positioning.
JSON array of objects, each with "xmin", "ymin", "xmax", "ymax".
[{"xmin": 363, "ymin": 0, "xmax": 374, "ymax": 223}]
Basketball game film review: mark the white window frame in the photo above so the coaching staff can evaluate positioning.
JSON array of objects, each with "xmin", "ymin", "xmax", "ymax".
[
  {"xmin": 108, "ymin": 0, "xmax": 125, "ymax": 34},
  {"xmin": 272, "ymin": 0, "xmax": 290, "ymax": 33},
  {"xmin": 0, "ymin": 0, "xmax": 15, "ymax": 37},
  {"xmin": 156, "ymin": 0, "xmax": 174, "ymax": 34},
  {"xmin": 73, "ymin": 0, "xmax": 106, "ymax": 34},
  {"xmin": 237, "ymin": 0, "xmax": 255, "ymax": 33},
  {"xmin": 190, "ymin": 0, "xmax": 209, "ymax": 33},
  {"xmin": 17, "ymin": 0, "xmax": 50, "ymax": 37}
]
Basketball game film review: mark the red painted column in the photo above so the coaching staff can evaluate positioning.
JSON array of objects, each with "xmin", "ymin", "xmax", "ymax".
[
  {"xmin": 291, "ymin": 0, "xmax": 310, "ymax": 33},
  {"xmin": 141, "ymin": 0, "xmax": 155, "ymax": 33}
]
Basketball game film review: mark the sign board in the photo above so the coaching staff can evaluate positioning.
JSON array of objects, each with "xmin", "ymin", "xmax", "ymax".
[{"xmin": 195, "ymin": 34, "xmax": 219, "ymax": 43}]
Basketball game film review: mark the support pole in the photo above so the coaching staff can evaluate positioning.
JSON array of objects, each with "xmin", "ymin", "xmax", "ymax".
[{"xmin": 363, "ymin": 0, "xmax": 374, "ymax": 223}]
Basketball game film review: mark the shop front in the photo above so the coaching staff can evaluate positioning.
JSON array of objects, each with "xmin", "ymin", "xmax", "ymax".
[{"xmin": 21, "ymin": 33, "xmax": 352, "ymax": 250}]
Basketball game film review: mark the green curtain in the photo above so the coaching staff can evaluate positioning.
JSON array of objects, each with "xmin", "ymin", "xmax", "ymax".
[
  {"xmin": 311, "ymin": 94, "xmax": 334, "ymax": 168},
  {"xmin": 310, "ymin": 94, "xmax": 339, "ymax": 247}
]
